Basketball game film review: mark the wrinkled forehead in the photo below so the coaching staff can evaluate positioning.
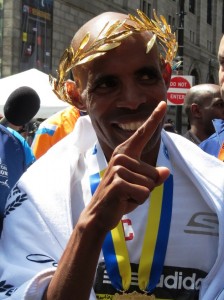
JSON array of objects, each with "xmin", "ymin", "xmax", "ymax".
[
  {"xmin": 71, "ymin": 12, "xmax": 151, "ymax": 51},
  {"xmin": 73, "ymin": 31, "xmax": 158, "ymax": 81},
  {"xmin": 72, "ymin": 16, "xmax": 156, "ymax": 75}
]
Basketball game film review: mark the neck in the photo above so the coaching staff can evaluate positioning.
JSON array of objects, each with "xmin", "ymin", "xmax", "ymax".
[
  {"xmin": 190, "ymin": 126, "xmax": 208, "ymax": 143},
  {"xmin": 101, "ymin": 136, "xmax": 161, "ymax": 167}
]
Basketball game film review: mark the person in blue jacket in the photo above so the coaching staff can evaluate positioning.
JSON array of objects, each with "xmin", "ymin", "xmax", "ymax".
[
  {"xmin": 199, "ymin": 119, "xmax": 224, "ymax": 160},
  {"xmin": 199, "ymin": 35, "xmax": 224, "ymax": 160},
  {"xmin": 0, "ymin": 124, "xmax": 35, "ymax": 232}
]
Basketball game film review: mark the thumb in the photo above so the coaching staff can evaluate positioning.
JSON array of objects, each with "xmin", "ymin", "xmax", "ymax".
[{"xmin": 155, "ymin": 167, "xmax": 170, "ymax": 186}]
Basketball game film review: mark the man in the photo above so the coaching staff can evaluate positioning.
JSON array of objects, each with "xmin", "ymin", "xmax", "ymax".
[
  {"xmin": 183, "ymin": 83, "xmax": 224, "ymax": 144},
  {"xmin": 1, "ymin": 10, "xmax": 224, "ymax": 300},
  {"xmin": 163, "ymin": 119, "xmax": 178, "ymax": 133},
  {"xmin": 0, "ymin": 124, "xmax": 35, "ymax": 233},
  {"xmin": 199, "ymin": 36, "xmax": 224, "ymax": 160},
  {"xmin": 31, "ymin": 106, "xmax": 80, "ymax": 159}
]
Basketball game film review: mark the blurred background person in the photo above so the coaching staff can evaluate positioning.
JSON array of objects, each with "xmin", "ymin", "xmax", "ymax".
[
  {"xmin": 183, "ymin": 83, "xmax": 224, "ymax": 145},
  {"xmin": 31, "ymin": 106, "xmax": 80, "ymax": 159},
  {"xmin": 163, "ymin": 118, "xmax": 178, "ymax": 133},
  {"xmin": 0, "ymin": 86, "xmax": 40, "ymax": 232},
  {"xmin": 199, "ymin": 36, "xmax": 224, "ymax": 160},
  {"xmin": 0, "ymin": 124, "xmax": 35, "ymax": 233}
]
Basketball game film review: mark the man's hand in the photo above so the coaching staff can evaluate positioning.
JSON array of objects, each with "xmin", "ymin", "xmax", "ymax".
[
  {"xmin": 44, "ymin": 102, "xmax": 170, "ymax": 300},
  {"xmin": 86, "ymin": 101, "xmax": 170, "ymax": 232}
]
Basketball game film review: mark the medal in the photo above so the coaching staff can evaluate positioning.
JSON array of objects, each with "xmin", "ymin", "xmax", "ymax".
[
  {"xmin": 114, "ymin": 291, "xmax": 155, "ymax": 299},
  {"xmin": 89, "ymin": 142, "xmax": 173, "ymax": 297}
]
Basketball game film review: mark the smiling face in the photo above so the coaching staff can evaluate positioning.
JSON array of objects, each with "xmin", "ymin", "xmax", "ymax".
[{"xmin": 74, "ymin": 33, "xmax": 169, "ymax": 161}]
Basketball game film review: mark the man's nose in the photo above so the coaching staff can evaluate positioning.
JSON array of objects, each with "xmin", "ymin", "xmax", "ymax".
[{"xmin": 116, "ymin": 84, "xmax": 147, "ymax": 110}]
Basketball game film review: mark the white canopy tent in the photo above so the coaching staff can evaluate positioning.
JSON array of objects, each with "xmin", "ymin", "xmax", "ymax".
[{"xmin": 0, "ymin": 68, "xmax": 70, "ymax": 119}]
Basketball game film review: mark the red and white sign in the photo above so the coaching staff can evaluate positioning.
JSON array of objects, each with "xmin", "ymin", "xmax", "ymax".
[{"xmin": 167, "ymin": 75, "xmax": 193, "ymax": 105}]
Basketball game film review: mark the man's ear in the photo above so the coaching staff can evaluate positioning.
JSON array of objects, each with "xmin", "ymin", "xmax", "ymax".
[
  {"xmin": 191, "ymin": 103, "xmax": 201, "ymax": 118},
  {"xmin": 162, "ymin": 62, "xmax": 172, "ymax": 89},
  {"xmin": 65, "ymin": 80, "xmax": 87, "ymax": 112}
]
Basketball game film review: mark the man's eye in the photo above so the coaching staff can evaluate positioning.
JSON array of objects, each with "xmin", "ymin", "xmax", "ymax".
[
  {"xmin": 219, "ymin": 59, "xmax": 224, "ymax": 67},
  {"xmin": 139, "ymin": 72, "xmax": 159, "ymax": 82},
  {"xmin": 214, "ymin": 101, "xmax": 224, "ymax": 108},
  {"xmin": 141, "ymin": 74, "xmax": 153, "ymax": 80},
  {"xmin": 93, "ymin": 77, "xmax": 117, "ymax": 90},
  {"xmin": 99, "ymin": 81, "xmax": 115, "ymax": 88}
]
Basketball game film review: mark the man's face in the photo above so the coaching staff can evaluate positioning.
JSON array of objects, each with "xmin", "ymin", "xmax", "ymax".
[
  {"xmin": 200, "ymin": 90, "xmax": 224, "ymax": 135},
  {"xmin": 77, "ymin": 34, "xmax": 168, "ymax": 160}
]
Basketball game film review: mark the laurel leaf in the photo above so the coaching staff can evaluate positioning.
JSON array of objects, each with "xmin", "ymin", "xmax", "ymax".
[
  {"xmin": 105, "ymin": 21, "xmax": 121, "ymax": 37},
  {"xmin": 137, "ymin": 9, "xmax": 152, "ymax": 26},
  {"xmin": 146, "ymin": 34, "xmax": 156, "ymax": 53},
  {"xmin": 76, "ymin": 52, "xmax": 106, "ymax": 66},
  {"xmin": 50, "ymin": 9, "xmax": 178, "ymax": 106},
  {"xmin": 160, "ymin": 15, "xmax": 169, "ymax": 28},
  {"xmin": 128, "ymin": 14, "xmax": 146, "ymax": 29},
  {"xmin": 97, "ymin": 42, "xmax": 121, "ymax": 51},
  {"xmin": 79, "ymin": 33, "xmax": 90, "ymax": 50},
  {"xmin": 109, "ymin": 31, "xmax": 133, "ymax": 41}
]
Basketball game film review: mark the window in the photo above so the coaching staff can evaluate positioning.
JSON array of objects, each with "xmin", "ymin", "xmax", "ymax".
[
  {"xmin": 190, "ymin": 30, "xmax": 195, "ymax": 44},
  {"xmin": 168, "ymin": 15, "xmax": 172, "ymax": 26},
  {"xmin": 190, "ymin": 69, "xmax": 199, "ymax": 85},
  {"xmin": 207, "ymin": 0, "xmax": 212, "ymax": 25},
  {"xmin": 142, "ymin": 0, "xmax": 151, "ymax": 17},
  {"xmin": 189, "ymin": 0, "xmax": 195, "ymax": 14},
  {"xmin": 207, "ymin": 40, "xmax": 212, "ymax": 52},
  {"xmin": 147, "ymin": 3, "xmax": 151, "ymax": 18},
  {"xmin": 20, "ymin": 0, "xmax": 53, "ymax": 73},
  {"xmin": 172, "ymin": 17, "xmax": 176, "ymax": 30}
]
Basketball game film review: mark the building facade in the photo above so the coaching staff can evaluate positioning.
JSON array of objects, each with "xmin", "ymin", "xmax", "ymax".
[{"xmin": 0, "ymin": 0, "xmax": 223, "ymax": 131}]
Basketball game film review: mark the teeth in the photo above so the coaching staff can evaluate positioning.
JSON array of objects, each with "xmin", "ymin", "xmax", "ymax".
[{"xmin": 118, "ymin": 121, "xmax": 145, "ymax": 131}]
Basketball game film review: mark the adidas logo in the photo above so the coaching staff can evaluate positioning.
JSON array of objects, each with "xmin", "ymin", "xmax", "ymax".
[{"xmin": 157, "ymin": 271, "xmax": 202, "ymax": 290}]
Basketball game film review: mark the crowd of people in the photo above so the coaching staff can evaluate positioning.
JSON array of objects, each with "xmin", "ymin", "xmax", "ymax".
[{"xmin": 1, "ymin": 8, "xmax": 224, "ymax": 300}]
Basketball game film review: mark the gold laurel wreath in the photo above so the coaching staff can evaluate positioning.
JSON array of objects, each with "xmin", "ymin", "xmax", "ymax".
[{"xmin": 49, "ymin": 9, "xmax": 178, "ymax": 105}]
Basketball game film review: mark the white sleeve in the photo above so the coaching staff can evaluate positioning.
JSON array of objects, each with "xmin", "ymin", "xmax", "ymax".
[
  {"xmin": 0, "ymin": 116, "xmax": 98, "ymax": 299},
  {"xmin": 0, "ymin": 183, "xmax": 61, "ymax": 299},
  {"xmin": 0, "ymin": 171, "xmax": 97, "ymax": 299}
]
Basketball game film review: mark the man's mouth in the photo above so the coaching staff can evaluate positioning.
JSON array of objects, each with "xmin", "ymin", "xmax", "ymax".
[{"xmin": 117, "ymin": 120, "xmax": 145, "ymax": 131}]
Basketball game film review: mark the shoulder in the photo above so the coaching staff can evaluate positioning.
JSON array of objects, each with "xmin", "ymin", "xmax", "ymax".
[
  {"xmin": 0, "ymin": 126, "xmax": 24, "ymax": 152},
  {"xmin": 199, "ymin": 134, "xmax": 220, "ymax": 157},
  {"xmin": 162, "ymin": 130, "xmax": 224, "ymax": 169},
  {"xmin": 17, "ymin": 116, "xmax": 96, "ymax": 208},
  {"xmin": 7, "ymin": 127, "xmax": 35, "ymax": 166},
  {"xmin": 162, "ymin": 130, "xmax": 224, "ymax": 204},
  {"xmin": 39, "ymin": 106, "xmax": 79, "ymax": 126},
  {"xmin": 7, "ymin": 127, "xmax": 26, "ymax": 143},
  {"xmin": 30, "ymin": 115, "xmax": 95, "ymax": 167},
  {"xmin": 0, "ymin": 124, "xmax": 16, "ymax": 139}
]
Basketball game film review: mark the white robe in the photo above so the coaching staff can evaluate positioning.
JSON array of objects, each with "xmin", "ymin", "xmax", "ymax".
[{"xmin": 1, "ymin": 116, "xmax": 224, "ymax": 300}]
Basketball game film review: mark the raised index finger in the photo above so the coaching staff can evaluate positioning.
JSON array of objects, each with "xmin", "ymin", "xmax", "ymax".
[{"xmin": 114, "ymin": 101, "xmax": 167, "ymax": 159}]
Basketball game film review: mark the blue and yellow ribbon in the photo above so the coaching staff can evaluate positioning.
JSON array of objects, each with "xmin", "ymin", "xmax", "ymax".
[{"xmin": 89, "ymin": 144, "xmax": 173, "ymax": 293}]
